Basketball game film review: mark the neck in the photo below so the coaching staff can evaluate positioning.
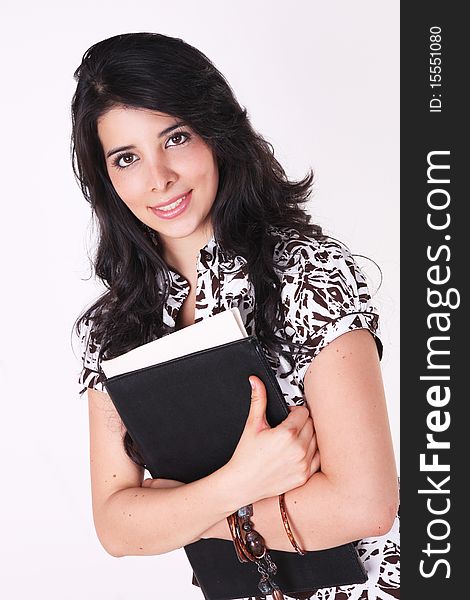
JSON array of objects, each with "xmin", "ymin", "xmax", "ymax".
[{"xmin": 160, "ymin": 223, "xmax": 214, "ymax": 275}]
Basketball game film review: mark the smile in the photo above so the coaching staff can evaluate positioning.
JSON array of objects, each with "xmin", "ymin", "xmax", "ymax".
[
  {"xmin": 159, "ymin": 196, "xmax": 186, "ymax": 211},
  {"xmin": 150, "ymin": 190, "xmax": 192, "ymax": 220}
]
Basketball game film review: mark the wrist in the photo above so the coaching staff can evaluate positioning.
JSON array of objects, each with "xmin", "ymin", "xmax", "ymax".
[
  {"xmin": 201, "ymin": 518, "xmax": 232, "ymax": 541},
  {"xmin": 214, "ymin": 462, "xmax": 256, "ymax": 513}
]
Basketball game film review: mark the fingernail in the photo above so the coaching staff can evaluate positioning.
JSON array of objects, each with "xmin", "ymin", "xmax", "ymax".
[{"xmin": 249, "ymin": 377, "xmax": 256, "ymax": 391}]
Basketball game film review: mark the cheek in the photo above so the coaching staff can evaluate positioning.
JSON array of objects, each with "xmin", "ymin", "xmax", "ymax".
[
  {"xmin": 109, "ymin": 173, "xmax": 142, "ymax": 209},
  {"xmin": 190, "ymin": 148, "xmax": 219, "ymax": 190}
]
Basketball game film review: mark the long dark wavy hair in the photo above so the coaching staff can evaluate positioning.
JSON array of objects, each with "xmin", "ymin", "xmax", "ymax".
[{"xmin": 71, "ymin": 32, "xmax": 325, "ymax": 468}]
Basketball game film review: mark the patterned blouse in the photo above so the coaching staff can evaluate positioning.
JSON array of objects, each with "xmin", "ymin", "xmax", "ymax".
[{"xmin": 77, "ymin": 225, "xmax": 400, "ymax": 600}]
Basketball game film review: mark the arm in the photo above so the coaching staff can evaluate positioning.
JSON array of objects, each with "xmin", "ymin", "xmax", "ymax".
[
  {"xmin": 87, "ymin": 386, "xmax": 246, "ymax": 558},
  {"xmin": 200, "ymin": 329, "xmax": 399, "ymax": 551},
  {"xmin": 87, "ymin": 377, "xmax": 316, "ymax": 558}
]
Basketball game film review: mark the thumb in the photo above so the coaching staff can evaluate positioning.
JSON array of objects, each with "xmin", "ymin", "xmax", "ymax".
[{"xmin": 247, "ymin": 376, "xmax": 270, "ymax": 431}]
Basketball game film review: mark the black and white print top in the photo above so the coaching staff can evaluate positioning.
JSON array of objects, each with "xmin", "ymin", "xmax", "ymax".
[{"xmin": 77, "ymin": 225, "xmax": 399, "ymax": 600}]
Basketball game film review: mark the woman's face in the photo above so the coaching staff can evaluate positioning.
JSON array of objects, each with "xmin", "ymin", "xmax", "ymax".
[{"xmin": 97, "ymin": 106, "xmax": 219, "ymax": 248}]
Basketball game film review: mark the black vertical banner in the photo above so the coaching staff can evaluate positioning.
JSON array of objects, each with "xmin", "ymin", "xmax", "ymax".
[{"xmin": 401, "ymin": 4, "xmax": 465, "ymax": 598}]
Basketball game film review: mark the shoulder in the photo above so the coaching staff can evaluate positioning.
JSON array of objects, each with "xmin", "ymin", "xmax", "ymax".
[
  {"xmin": 269, "ymin": 225, "xmax": 383, "ymax": 361},
  {"xmin": 76, "ymin": 310, "xmax": 106, "ymax": 394},
  {"xmin": 77, "ymin": 311, "xmax": 100, "ymax": 361},
  {"xmin": 270, "ymin": 225, "xmax": 362, "ymax": 283}
]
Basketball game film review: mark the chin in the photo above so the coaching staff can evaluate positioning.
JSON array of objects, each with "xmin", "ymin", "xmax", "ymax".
[{"xmin": 158, "ymin": 220, "xmax": 211, "ymax": 241}]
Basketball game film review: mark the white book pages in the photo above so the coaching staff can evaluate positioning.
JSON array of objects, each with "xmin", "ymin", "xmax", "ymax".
[{"xmin": 101, "ymin": 307, "xmax": 248, "ymax": 378}]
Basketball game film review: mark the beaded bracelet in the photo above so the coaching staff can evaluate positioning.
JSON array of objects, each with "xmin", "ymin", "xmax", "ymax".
[
  {"xmin": 278, "ymin": 493, "xmax": 306, "ymax": 555},
  {"xmin": 227, "ymin": 504, "xmax": 285, "ymax": 599},
  {"xmin": 227, "ymin": 512, "xmax": 251, "ymax": 562}
]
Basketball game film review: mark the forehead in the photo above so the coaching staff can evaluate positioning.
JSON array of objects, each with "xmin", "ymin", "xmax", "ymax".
[{"xmin": 97, "ymin": 107, "xmax": 179, "ymax": 144}]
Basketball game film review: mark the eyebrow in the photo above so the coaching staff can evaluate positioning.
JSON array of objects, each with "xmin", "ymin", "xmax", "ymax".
[{"xmin": 105, "ymin": 120, "xmax": 186, "ymax": 159}]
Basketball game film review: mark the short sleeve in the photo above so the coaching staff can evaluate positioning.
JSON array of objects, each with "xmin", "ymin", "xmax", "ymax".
[
  {"xmin": 76, "ymin": 315, "xmax": 107, "ymax": 395},
  {"xmin": 278, "ymin": 235, "xmax": 383, "ymax": 387}
]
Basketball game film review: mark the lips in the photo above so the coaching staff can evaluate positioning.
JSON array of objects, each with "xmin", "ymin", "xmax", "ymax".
[
  {"xmin": 150, "ymin": 190, "xmax": 192, "ymax": 220},
  {"xmin": 152, "ymin": 190, "xmax": 192, "ymax": 210}
]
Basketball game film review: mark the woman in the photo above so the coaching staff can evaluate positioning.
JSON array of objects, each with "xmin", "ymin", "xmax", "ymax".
[{"xmin": 73, "ymin": 32, "xmax": 399, "ymax": 600}]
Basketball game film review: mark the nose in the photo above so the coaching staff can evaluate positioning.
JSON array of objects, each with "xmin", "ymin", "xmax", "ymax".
[{"xmin": 148, "ymin": 158, "xmax": 177, "ymax": 193}]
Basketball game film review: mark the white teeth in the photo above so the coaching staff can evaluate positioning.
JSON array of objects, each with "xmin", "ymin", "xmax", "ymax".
[{"xmin": 158, "ymin": 195, "xmax": 186, "ymax": 211}]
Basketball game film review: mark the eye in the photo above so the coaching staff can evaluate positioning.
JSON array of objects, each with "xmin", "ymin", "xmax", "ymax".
[
  {"xmin": 165, "ymin": 130, "xmax": 191, "ymax": 148},
  {"xmin": 112, "ymin": 153, "xmax": 138, "ymax": 170}
]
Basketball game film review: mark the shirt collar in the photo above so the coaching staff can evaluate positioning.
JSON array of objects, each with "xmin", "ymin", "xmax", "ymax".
[{"xmin": 166, "ymin": 234, "xmax": 248, "ymax": 288}]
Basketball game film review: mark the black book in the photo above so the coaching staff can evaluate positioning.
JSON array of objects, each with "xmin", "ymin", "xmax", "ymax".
[{"xmin": 101, "ymin": 309, "xmax": 367, "ymax": 600}]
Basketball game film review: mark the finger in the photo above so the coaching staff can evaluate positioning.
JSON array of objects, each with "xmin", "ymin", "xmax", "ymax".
[
  {"xmin": 306, "ymin": 430, "xmax": 318, "ymax": 461},
  {"xmin": 309, "ymin": 448, "xmax": 321, "ymax": 476},
  {"xmin": 156, "ymin": 479, "xmax": 185, "ymax": 488},
  {"xmin": 299, "ymin": 413, "xmax": 315, "ymax": 437},
  {"xmin": 141, "ymin": 478, "xmax": 184, "ymax": 489},
  {"xmin": 288, "ymin": 403, "xmax": 311, "ymax": 412},
  {"xmin": 295, "ymin": 423, "xmax": 315, "ymax": 464},
  {"xmin": 282, "ymin": 405, "xmax": 310, "ymax": 432},
  {"xmin": 299, "ymin": 435, "xmax": 319, "ymax": 481},
  {"xmin": 247, "ymin": 375, "xmax": 270, "ymax": 431}
]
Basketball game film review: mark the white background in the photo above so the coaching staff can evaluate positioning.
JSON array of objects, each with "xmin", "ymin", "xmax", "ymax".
[{"xmin": 0, "ymin": 1, "xmax": 399, "ymax": 598}]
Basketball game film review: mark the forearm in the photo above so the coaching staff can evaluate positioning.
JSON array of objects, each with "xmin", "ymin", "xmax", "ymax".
[
  {"xmin": 201, "ymin": 472, "xmax": 399, "ymax": 552},
  {"xmin": 98, "ymin": 465, "xmax": 243, "ymax": 557}
]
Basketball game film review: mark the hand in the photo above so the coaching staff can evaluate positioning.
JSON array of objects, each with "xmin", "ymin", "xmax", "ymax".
[
  {"xmin": 141, "ymin": 477, "xmax": 185, "ymax": 489},
  {"xmin": 224, "ymin": 375, "xmax": 320, "ymax": 506}
]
